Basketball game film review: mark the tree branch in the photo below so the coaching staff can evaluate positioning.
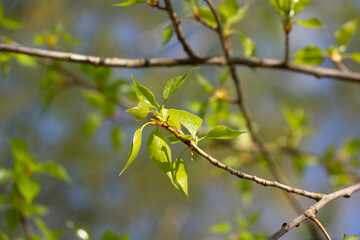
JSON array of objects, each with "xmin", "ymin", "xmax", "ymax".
[
  {"xmin": 1, "ymin": 43, "xmax": 360, "ymax": 83},
  {"xmin": 267, "ymin": 182, "xmax": 360, "ymax": 240},
  {"xmin": 309, "ymin": 216, "xmax": 332, "ymax": 240}
]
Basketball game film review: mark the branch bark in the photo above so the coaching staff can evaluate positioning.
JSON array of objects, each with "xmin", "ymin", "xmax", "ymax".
[{"xmin": 2, "ymin": 43, "xmax": 360, "ymax": 83}]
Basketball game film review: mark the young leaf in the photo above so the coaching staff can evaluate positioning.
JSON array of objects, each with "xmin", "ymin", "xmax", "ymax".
[
  {"xmin": 113, "ymin": 0, "xmax": 146, "ymax": 7},
  {"xmin": 293, "ymin": 0, "xmax": 312, "ymax": 15},
  {"xmin": 172, "ymin": 157, "xmax": 188, "ymax": 197},
  {"xmin": 296, "ymin": 18, "xmax": 323, "ymax": 28},
  {"xmin": 119, "ymin": 128, "xmax": 142, "ymax": 176},
  {"xmin": 17, "ymin": 176, "xmax": 41, "ymax": 203},
  {"xmin": 206, "ymin": 125, "xmax": 244, "ymax": 139},
  {"xmin": 111, "ymin": 126, "xmax": 123, "ymax": 149},
  {"xmin": 16, "ymin": 54, "xmax": 37, "ymax": 68},
  {"xmin": 241, "ymin": 35, "xmax": 256, "ymax": 58},
  {"xmin": 219, "ymin": 0, "xmax": 239, "ymax": 23},
  {"xmin": 269, "ymin": 0, "xmax": 284, "ymax": 16},
  {"xmin": 194, "ymin": 73, "xmax": 214, "ymax": 93},
  {"xmin": 35, "ymin": 162, "xmax": 71, "ymax": 183},
  {"xmin": 0, "ymin": 169, "xmax": 11, "ymax": 185},
  {"xmin": 83, "ymin": 112, "xmax": 103, "ymax": 137},
  {"xmin": 132, "ymin": 75, "xmax": 158, "ymax": 108},
  {"xmin": 198, "ymin": 7, "xmax": 217, "ymax": 27},
  {"xmin": 163, "ymin": 68, "xmax": 197, "ymax": 102},
  {"xmin": 162, "ymin": 24, "xmax": 174, "ymax": 49},
  {"xmin": 146, "ymin": 128, "xmax": 173, "ymax": 175},
  {"xmin": 227, "ymin": 4, "xmax": 249, "ymax": 26},
  {"xmin": 167, "ymin": 109, "xmax": 202, "ymax": 138},
  {"xmin": 209, "ymin": 221, "xmax": 232, "ymax": 234},
  {"xmin": 294, "ymin": 45, "xmax": 325, "ymax": 66},
  {"xmin": 126, "ymin": 101, "xmax": 151, "ymax": 121},
  {"xmin": 344, "ymin": 234, "xmax": 360, "ymax": 240},
  {"xmin": 335, "ymin": 19, "xmax": 358, "ymax": 48},
  {"xmin": 351, "ymin": 53, "xmax": 360, "ymax": 63}
]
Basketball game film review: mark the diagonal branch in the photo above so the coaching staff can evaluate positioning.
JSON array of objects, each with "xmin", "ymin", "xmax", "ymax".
[
  {"xmin": 2, "ymin": 43, "xmax": 360, "ymax": 83},
  {"xmin": 160, "ymin": 122, "xmax": 324, "ymax": 200},
  {"xmin": 267, "ymin": 182, "xmax": 360, "ymax": 240}
]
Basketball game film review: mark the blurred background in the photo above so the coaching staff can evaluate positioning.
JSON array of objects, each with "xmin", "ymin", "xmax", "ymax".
[{"xmin": 1, "ymin": 0, "xmax": 360, "ymax": 239}]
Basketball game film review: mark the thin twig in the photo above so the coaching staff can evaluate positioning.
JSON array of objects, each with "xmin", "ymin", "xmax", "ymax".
[
  {"xmin": 284, "ymin": 30, "xmax": 290, "ymax": 64},
  {"xmin": 2, "ymin": 43, "xmax": 360, "ymax": 83},
  {"xmin": 159, "ymin": 122, "xmax": 323, "ymax": 200},
  {"xmin": 20, "ymin": 212, "xmax": 33, "ymax": 240},
  {"xmin": 310, "ymin": 216, "xmax": 332, "ymax": 240},
  {"xmin": 267, "ymin": 182, "xmax": 360, "ymax": 240}
]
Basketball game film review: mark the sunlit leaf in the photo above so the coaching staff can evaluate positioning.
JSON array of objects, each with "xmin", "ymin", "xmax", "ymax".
[
  {"xmin": 194, "ymin": 73, "xmax": 214, "ymax": 93},
  {"xmin": 0, "ymin": 168, "xmax": 11, "ymax": 185},
  {"xmin": 83, "ymin": 112, "xmax": 103, "ymax": 137},
  {"xmin": 351, "ymin": 53, "xmax": 360, "ymax": 63},
  {"xmin": 296, "ymin": 18, "xmax": 323, "ymax": 28},
  {"xmin": 227, "ymin": 4, "xmax": 248, "ymax": 26},
  {"xmin": 35, "ymin": 162, "xmax": 71, "ymax": 183},
  {"xmin": 113, "ymin": 0, "xmax": 146, "ymax": 7},
  {"xmin": 335, "ymin": 19, "xmax": 358, "ymax": 48},
  {"xmin": 294, "ymin": 45, "xmax": 325, "ymax": 65},
  {"xmin": 219, "ymin": 0, "xmax": 239, "ymax": 23},
  {"xmin": 167, "ymin": 109, "xmax": 202, "ymax": 138},
  {"xmin": 16, "ymin": 54, "xmax": 37, "ymax": 68},
  {"xmin": 146, "ymin": 128, "xmax": 173, "ymax": 176},
  {"xmin": 344, "ymin": 234, "xmax": 360, "ymax": 240},
  {"xmin": 119, "ymin": 128, "xmax": 142, "ymax": 176},
  {"xmin": 17, "ymin": 176, "xmax": 41, "ymax": 203},
  {"xmin": 209, "ymin": 221, "xmax": 232, "ymax": 234},
  {"xmin": 206, "ymin": 125, "xmax": 244, "ymax": 139},
  {"xmin": 241, "ymin": 35, "xmax": 256, "ymax": 58},
  {"xmin": 126, "ymin": 100, "xmax": 151, "ymax": 121},
  {"xmin": 163, "ymin": 68, "xmax": 197, "ymax": 102},
  {"xmin": 293, "ymin": 0, "xmax": 312, "ymax": 15},
  {"xmin": 198, "ymin": 6, "xmax": 217, "ymax": 27},
  {"xmin": 269, "ymin": 0, "xmax": 284, "ymax": 15},
  {"xmin": 172, "ymin": 157, "xmax": 188, "ymax": 197},
  {"xmin": 0, "ymin": 18, "xmax": 22, "ymax": 29},
  {"xmin": 132, "ymin": 75, "xmax": 158, "ymax": 108},
  {"xmin": 162, "ymin": 24, "xmax": 174, "ymax": 49}
]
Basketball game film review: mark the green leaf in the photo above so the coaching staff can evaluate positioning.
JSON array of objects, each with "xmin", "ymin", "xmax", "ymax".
[
  {"xmin": 194, "ymin": 73, "xmax": 214, "ymax": 93},
  {"xmin": 219, "ymin": 0, "xmax": 239, "ymax": 23},
  {"xmin": 16, "ymin": 54, "xmax": 37, "ymax": 68},
  {"xmin": 293, "ymin": 0, "xmax": 312, "ymax": 15},
  {"xmin": 209, "ymin": 221, "xmax": 232, "ymax": 234},
  {"xmin": 227, "ymin": 4, "xmax": 249, "ymax": 26},
  {"xmin": 0, "ymin": 195, "xmax": 9, "ymax": 211},
  {"xmin": 82, "ymin": 112, "xmax": 103, "ymax": 137},
  {"xmin": 206, "ymin": 125, "xmax": 244, "ymax": 139},
  {"xmin": 35, "ymin": 162, "xmax": 71, "ymax": 183},
  {"xmin": 351, "ymin": 53, "xmax": 360, "ymax": 63},
  {"xmin": 241, "ymin": 35, "xmax": 256, "ymax": 58},
  {"xmin": 132, "ymin": 75, "xmax": 158, "ymax": 108},
  {"xmin": 17, "ymin": 176, "xmax": 41, "ymax": 203},
  {"xmin": 198, "ymin": 7, "xmax": 217, "ymax": 27},
  {"xmin": 296, "ymin": 18, "xmax": 323, "ymax": 28},
  {"xmin": 161, "ymin": 108, "xmax": 181, "ymax": 129},
  {"xmin": 146, "ymin": 128, "xmax": 173, "ymax": 175},
  {"xmin": 5, "ymin": 208, "xmax": 20, "ymax": 229},
  {"xmin": 167, "ymin": 109, "xmax": 202, "ymax": 138},
  {"xmin": 269, "ymin": 0, "xmax": 284, "ymax": 15},
  {"xmin": 111, "ymin": 126, "xmax": 123, "ymax": 149},
  {"xmin": 163, "ymin": 68, "xmax": 197, "ymax": 102},
  {"xmin": 100, "ymin": 231, "xmax": 129, "ymax": 240},
  {"xmin": 345, "ymin": 234, "xmax": 360, "ymax": 240},
  {"xmin": 34, "ymin": 218, "xmax": 63, "ymax": 240},
  {"xmin": 0, "ymin": 18, "xmax": 22, "ymax": 29},
  {"xmin": 172, "ymin": 157, "xmax": 188, "ymax": 197},
  {"xmin": 294, "ymin": 45, "xmax": 325, "ymax": 66},
  {"xmin": 9, "ymin": 138, "xmax": 29, "ymax": 163},
  {"xmin": 113, "ymin": 0, "xmax": 146, "ymax": 7},
  {"xmin": 126, "ymin": 101, "xmax": 151, "ymax": 121},
  {"xmin": 162, "ymin": 24, "xmax": 174, "ymax": 49},
  {"xmin": 119, "ymin": 128, "xmax": 142, "ymax": 176},
  {"xmin": 335, "ymin": 19, "xmax": 358, "ymax": 48}
]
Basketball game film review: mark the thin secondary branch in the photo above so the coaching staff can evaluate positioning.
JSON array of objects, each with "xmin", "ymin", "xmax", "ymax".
[
  {"xmin": 160, "ymin": 122, "xmax": 323, "ymax": 200},
  {"xmin": 2, "ymin": 43, "xmax": 360, "ymax": 83},
  {"xmin": 267, "ymin": 182, "xmax": 360, "ymax": 240},
  {"xmin": 284, "ymin": 30, "xmax": 290, "ymax": 64},
  {"xmin": 20, "ymin": 212, "xmax": 33, "ymax": 240},
  {"xmin": 161, "ymin": 0, "xmax": 197, "ymax": 59},
  {"xmin": 309, "ymin": 216, "xmax": 332, "ymax": 240}
]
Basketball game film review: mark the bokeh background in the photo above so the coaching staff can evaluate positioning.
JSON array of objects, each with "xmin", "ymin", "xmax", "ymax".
[{"xmin": 1, "ymin": 0, "xmax": 360, "ymax": 239}]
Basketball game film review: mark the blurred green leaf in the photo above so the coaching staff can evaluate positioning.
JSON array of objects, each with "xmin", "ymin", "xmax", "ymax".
[
  {"xmin": 0, "ymin": 168, "xmax": 11, "ymax": 185},
  {"xmin": 206, "ymin": 125, "xmax": 244, "ymax": 139},
  {"xmin": 132, "ymin": 75, "xmax": 158, "ymax": 108},
  {"xmin": 198, "ymin": 7, "xmax": 217, "ymax": 27},
  {"xmin": 209, "ymin": 221, "xmax": 232, "ymax": 234},
  {"xmin": 194, "ymin": 73, "xmax": 214, "ymax": 93},
  {"xmin": 172, "ymin": 157, "xmax": 188, "ymax": 197},
  {"xmin": 0, "ymin": 194, "xmax": 9, "ymax": 210},
  {"xmin": 294, "ymin": 45, "xmax": 325, "ymax": 66},
  {"xmin": 113, "ymin": 0, "xmax": 146, "ymax": 6},
  {"xmin": 167, "ymin": 109, "xmax": 202, "ymax": 138},
  {"xmin": 350, "ymin": 53, "xmax": 360, "ymax": 63},
  {"xmin": 126, "ymin": 101, "xmax": 151, "ymax": 121},
  {"xmin": 283, "ymin": 106, "xmax": 306, "ymax": 130},
  {"xmin": 111, "ymin": 126, "xmax": 123, "ymax": 150},
  {"xmin": 36, "ymin": 162, "xmax": 71, "ymax": 183},
  {"xmin": 18, "ymin": 176, "xmax": 41, "ymax": 203},
  {"xmin": 93, "ymin": 67, "xmax": 111, "ymax": 86},
  {"xmin": 0, "ymin": 18, "xmax": 22, "ymax": 29},
  {"xmin": 219, "ymin": 0, "xmax": 239, "ymax": 23},
  {"xmin": 163, "ymin": 68, "xmax": 197, "ymax": 102},
  {"xmin": 335, "ymin": 19, "xmax": 358, "ymax": 48},
  {"xmin": 227, "ymin": 4, "xmax": 248, "ymax": 26},
  {"xmin": 162, "ymin": 24, "xmax": 174, "ymax": 49},
  {"xmin": 82, "ymin": 112, "xmax": 103, "ymax": 137},
  {"xmin": 293, "ymin": 0, "xmax": 312, "ymax": 15},
  {"xmin": 119, "ymin": 128, "xmax": 142, "ymax": 176},
  {"xmin": 146, "ymin": 128, "xmax": 173, "ymax": 175},
  {"xmin": 34, "ymin": 218, "xmax": 63, "ymax": 240},
  {"xmin": 343, "ymin": 234, "xmax": 360, "ymax": 240},
  {"xmin": 0, "ymin": 53, "xmax": 12, "ymax": 63},
  {"xmin": 241, "ymin": 35, "xmax": 256, "ymax": 58},
  {"xmin": 5, "ymin": 208, "xmax": 20, "ymax": 229},
  {"xmin": 100, "ymin": 231, "xmax": 129, "ymax": 240},
  {"xmin": 296, "ymin": 18, "xmax": 323, "ymax": 28},
  {"xmin": 16, "ymin": 54, "xmax": 37, "ymax": 68},
  {"xmin": 0, "ymin": 231, "xmax": 9, "ymax": 240},
  {"xmin": 10, "ymin": 138, "xmax": 29, "ymax": 163}
]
